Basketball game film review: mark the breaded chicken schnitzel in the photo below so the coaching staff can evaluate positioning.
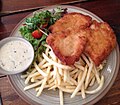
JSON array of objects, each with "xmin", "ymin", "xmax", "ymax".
[
  {"xmin": 49, "ymin": 12, "xmax": 92, "ymax": 33},
  {"xmin": 85, "ymin": 20, "xmax": 116, "ymax": 66},
  {"xmin": 47, "ymin": 12, "xmax": 92, "ymax": 65},
  {"xmin": 46, "ymin": 12, "xmax": 116, "ymax": 66},
  {"xmin": 46, "ymin": 29, "xmax": 88, "ymax": 65}
]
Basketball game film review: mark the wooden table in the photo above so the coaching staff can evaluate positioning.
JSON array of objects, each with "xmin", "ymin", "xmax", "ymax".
[{"xmin": 0, "ymin": 0, "xmax": 120, "ymax": 105}]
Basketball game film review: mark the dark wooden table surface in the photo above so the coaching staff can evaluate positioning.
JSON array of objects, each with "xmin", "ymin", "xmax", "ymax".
[{"xmin": 0, "ymin": 0, "xmax": 120, "ymax": 105}]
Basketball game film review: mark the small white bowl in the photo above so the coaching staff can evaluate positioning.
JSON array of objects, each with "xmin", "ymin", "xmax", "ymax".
[{"xmin": 0, "ymin": 37, "xmax": 34, "ymax": 75}]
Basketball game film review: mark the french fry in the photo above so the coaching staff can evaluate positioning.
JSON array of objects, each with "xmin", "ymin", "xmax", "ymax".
[
  {"xmin": 78, "ymin": 71, "xmax": 83, "ymax": 83},
  {"xmin": 38, "ymin": 59, "xmax": 46, "ymax": 67},
  {"xmin": 73, "ymin": 71, "xmax": 79, "ymax": 80},
  {"xmin": 58, "ymin": 59, "xmax": 63, "ymax": 76},
  {"xmin": 71, "ymin": 66, "xmax": 87, "ymax": 98},
  {"xmin": 85, "ymin": 75, "xmax": 104, "ymax": 94},
  {"xmin": 48, "ymin": 81, "xmax": 55, "ymax": 88},
  {"xmin": 42, "ymin": 53, "xmax": 74, "ymax": 70},
  {"xmin": 70, "ymin": 69, "xmax": 78, "ymax": 75},
  {"xmin": 66, "ymin": 85, "xmax": 76, "ymax": 89},
  {"xmin": 49, "ymin": 50, "xmax": 57, "ymax": 61},
  {"xmin": 93, "ymin": 65, "xmax": 101, "ymax": 84},
  {"xmin": 81, "ymin": 83, "xmax": 86, "ymax": 99},
  {"xmin": 34, "ymin": 62, "xmax": 47, "ymax": 77},
  {"xmin": 24, "ymin": 79, "xmax": 43, "ymax": 91},
  {"xmin": 25, "ymin": 69, "xmax": 36, "ymax": 84},
  {"xmin": 69, "ymin": 77, "xmax": 78, "ymax": 85},
  {"xmin": 21, "ymin": 74, "xmax": 28, "ymax": 79},
  {"xmin": 59, "ymin": 89, "xmax": 64, "ymax": 105},
  {"xmin": 33, "ymin": 75, "xmax": 43, "ymax": 80},
  {"xmin": 57, "ymin": 68, "xmax": 61, "ymax": 85},
  {"xmin": 63, "ymin": 70, "xmax": 68, "ymax": 82},
  {"xmin": 60, "ymin": 82, "xmax": 71, "ymax": 86},
  {"xmin": 58, "ymin": 86, "xmax": 75, "ymax": 93},
  {"xmin": 48, "ymin": 85, "xmax": 57, "ymax": 90},
  {"xmin": 36, "ymin": 66, "xmax": 51, "ymax": 97},
  {"xmin": 48, "ymin": 77, "xmax": 54, "ymax": 84},
  {"xmin": 45, "ymin": 47, "xmax": 50, "ymax": 56},
  {"xmin": 29, "ymin": 72, "xmax": 40, "ymax": 78},
  {"xmin": 74, "ymin": 64, "xmax": 85, "ymax": 71},
  {"xmin": 85, "ymin": 63, "xmax": 93, "ymax": 89},
  {"xmin": 41, "ymin": 63, "xmax": 52, "ymax": 69},
  {"xmin": 89, "ymin": 77, "xmax": 95, "ymax": 86},
  {"xmin": 81, "ymin": 54, "xmax": 90, "ymax": 66}
]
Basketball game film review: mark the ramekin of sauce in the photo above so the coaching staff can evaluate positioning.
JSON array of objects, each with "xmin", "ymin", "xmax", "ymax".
[{"xmin": 0, "ymin": 37, "xmax": 34, "ymax": 75}]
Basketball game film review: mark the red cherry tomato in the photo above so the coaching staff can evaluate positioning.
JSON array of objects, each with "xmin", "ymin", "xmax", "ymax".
[{"xmin": 32, "ymin": 30, "xmax": 43, "ymax": 39}]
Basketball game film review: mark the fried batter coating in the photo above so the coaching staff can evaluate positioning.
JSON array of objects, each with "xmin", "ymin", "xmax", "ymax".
[
  {"xmin": 46, "ymin": 29, "xmax": 87, "ymax": 65},
  {"xmin": 46, "ymin": 12, "xmax": 92, "ymax": 65},
  {"xmin": 49, "ymin": 12, "xmax": 92, "ymax": 33},
  {"xmin": 47, "ymin": 12, "xmax": 116, "ymax": 66},
  {"xmin": 85, "ymin": 20, "xmax": 116, "ymax": 66}
]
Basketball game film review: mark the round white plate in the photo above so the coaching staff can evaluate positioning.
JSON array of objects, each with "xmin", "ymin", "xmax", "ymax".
[{"xmin": 8, "ymin": 5, "xmax": 120, "ymax": 105}]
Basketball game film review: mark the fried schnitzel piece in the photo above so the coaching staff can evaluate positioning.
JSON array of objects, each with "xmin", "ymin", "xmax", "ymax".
[
  {"xmin": 46, "ymin": 12, "xmax": 92, "ymax": 65},
  {"xmin": 49, "ymin": 12, "xmax": 92, "ymax": 33},
  {"xmin": 85, "ymin": 20, "xmax": 116, "ymax": 66},
  {"xmin": 46, "ymin": 29, "xmax": 88, "ymax": 65}
]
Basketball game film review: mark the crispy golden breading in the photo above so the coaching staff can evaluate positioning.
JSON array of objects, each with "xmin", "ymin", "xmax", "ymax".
[
  {"xmin": 47, "ymin": 12, "xmax": 117, "ymax": 66},
  {"xmin": 85, "ymin": 20, "xmax": 116, "ymax": 66},
  {"xmin": 46, "ymin": 12, "xmax": 92, "ymax": 65},
  {"xmin": 46, "ymin": 29, "xmax": 88, "ymax": 65},
  {"xmin": 49, "ymin": 12, "xmax": 92, "ymax": 33}
]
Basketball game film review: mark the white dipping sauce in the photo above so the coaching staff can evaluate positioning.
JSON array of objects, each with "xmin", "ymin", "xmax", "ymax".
[{"xmin": 0, "ymin": 40, "xmax": 33, "ymax": 71}]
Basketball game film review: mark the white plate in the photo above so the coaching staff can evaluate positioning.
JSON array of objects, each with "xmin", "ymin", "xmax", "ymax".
[{"xmin": 8, "ymin": 5, "xmax": 120, "ymax": 105}]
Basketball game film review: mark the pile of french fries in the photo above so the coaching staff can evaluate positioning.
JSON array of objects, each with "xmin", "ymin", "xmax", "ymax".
[{"xmin": 21, "ymin": 44, "xmax": 105, "ymax": 105}]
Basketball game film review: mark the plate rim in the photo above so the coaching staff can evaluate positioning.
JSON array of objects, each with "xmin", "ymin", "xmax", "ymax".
[{"xmin": 8, "ymin": 5, "xmax": 120, "ymax": 105}]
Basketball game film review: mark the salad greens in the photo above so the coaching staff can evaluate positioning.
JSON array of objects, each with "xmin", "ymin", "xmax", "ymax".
[{"xmin": 19, "ymin": 7, "xmax": 67, "ymax": 59}]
